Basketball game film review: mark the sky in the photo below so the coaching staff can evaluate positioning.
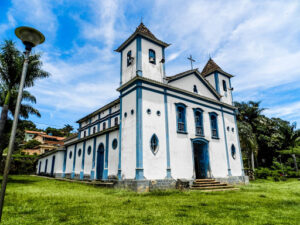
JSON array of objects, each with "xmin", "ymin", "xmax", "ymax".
[{"xmin": 0, "ymin": 0, "xmax": 300, "ymax": 130}]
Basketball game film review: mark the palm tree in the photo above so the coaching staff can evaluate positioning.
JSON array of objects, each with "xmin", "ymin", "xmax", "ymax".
[
  {"xmin": 235, "ymin": 101, "xmax": 265, "ymax": 171},
  {"xmin": 0, "ymin": 40, "xmax": 49, "ymax": 140}
]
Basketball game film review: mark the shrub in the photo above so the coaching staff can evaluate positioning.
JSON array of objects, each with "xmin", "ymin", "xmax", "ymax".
[{"xmin": 255, "ymin": 167, "xmax": 273, "ymax": 179}]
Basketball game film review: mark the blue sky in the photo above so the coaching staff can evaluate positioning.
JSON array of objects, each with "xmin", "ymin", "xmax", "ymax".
[{"xmin": 0, "ymin": 0, "xmax": 300, "ymax": 130}]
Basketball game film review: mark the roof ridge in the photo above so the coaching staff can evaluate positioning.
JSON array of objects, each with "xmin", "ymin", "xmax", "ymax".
[{"xmin": 201, "ymin": 58, "xmax": 234, "ymax": 78}]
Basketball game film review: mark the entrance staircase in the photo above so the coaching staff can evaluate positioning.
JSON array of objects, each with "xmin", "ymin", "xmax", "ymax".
[
  {"xmin": 91, "ymin": 180, "xmax": 115, "ymax": 188},
  {"xmin": 190, "ymin": 179, "xmax": 238, "ymax": 191}
]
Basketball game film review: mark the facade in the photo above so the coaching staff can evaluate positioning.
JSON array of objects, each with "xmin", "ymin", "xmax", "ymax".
[
  {"xmin": 23, "ymin": 130, "xmax": 65, "ymax": 155},
  {"xmin": 37, "ymin": 23, "xmax": 247, "ymax": 190}
]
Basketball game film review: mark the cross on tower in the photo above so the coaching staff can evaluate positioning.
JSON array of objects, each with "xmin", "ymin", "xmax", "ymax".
[{"xmin": 187, "ymin": 55, "xmax": 195, "ymax": 69}]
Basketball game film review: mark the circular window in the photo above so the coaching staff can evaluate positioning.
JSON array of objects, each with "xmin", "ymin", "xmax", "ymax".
[
  {"xmin": 156, "ymin": 110, "xmax": 161, "ymax": 116},
  {"xmin": 231, "ymin": 145, "xmax": 236, "ymax": 159},
  {"xmin": 232, "ymin": 127, "xmax": 234, "ymax": 132},
  {"xmin": 78, "ymin": 149, "xmax": 82, "ymax": 157},
  {"xmin": 112, "ymin": 139, "xmax": 118, "ymax": 149},
  {"xmin": 147, "ymin": 109, "xmax": 151, "ymax": 114},
  {"xmin": 131, "ymin": 109, "xmax": 134, "ymax": 115},
  {"xmin": 69, "ymin": 151, "xmax": 72, "ymax": 159},
  {"xmin": 87, "ymin": 146, "xmax": 92, "ymax": 155},
  {"xmin": 150, "ymin": 134, "xmax": 159, "ymax": 154},
  {"xmin": 124, "ymin": 112, "xmax": 127, "ymax": 118}
]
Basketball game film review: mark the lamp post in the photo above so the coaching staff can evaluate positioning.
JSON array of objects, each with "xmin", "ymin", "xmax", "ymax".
[{"xmin": 0, "ymin": 26, "xmax": 45, "ymax": 221}]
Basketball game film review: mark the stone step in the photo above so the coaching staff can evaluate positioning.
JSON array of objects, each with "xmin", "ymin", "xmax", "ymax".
[
  {"xmin": 91, "ymin": 182, "xmax": 115, "ymax": 188},
  {"xmin": 192, "ymin": 183, "xmax": 227, "ymax": 188},
  {"xmin": 193, "ymin": 181, "xmax": 220, "ymax": 185},
  {"xmin": 190, "ymin": 185, "xmax": 235, "ymax": 190},
  {"xmin": 194, "ymin": 179, "xmax": 215, "ymax": 182}
]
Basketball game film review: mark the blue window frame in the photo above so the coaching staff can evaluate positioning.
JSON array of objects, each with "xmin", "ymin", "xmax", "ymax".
[
  {"xmin": 209, "ymin": 112, "xmax": 219, "ymax": 138},
  {"xmin": 193, "ymin": 108, "xmax": 204, "ymax": 136},
  {"xmin": 149, "ymin": 49, "xmax": 156, "ymax": 64},
  {"xmin": 222, "ymin": 80, "xmax": 227, "ymax": 92},
  {"xmin": 231, "ymin": 145, "xmax": 236, "ymax": 159},
  {"xmin": 114, "ymin": 117, "xmax": 118, "ymax": 126},
  {"xmin": 175, "ymin": 103, "xmax": 187, "ymax": 133},
  {"xmin": 112, "ymin": 139, "xmax": 118, "ymax": 149},
  {"xmin": 78, "ymin": 149, "xmax": 82, "ymax": 157},
  {"xmin": 150, "ymin": 134, "xmax": 159, "ymax": 154},
  {"xmin": 87, "ymin": 146, "xmax": 92, "ymax": 155},
  {"xmin": 103, "ymin": 122, "xmax": 106, "ymax": 130},
  {"xmin": 127, "ymin": 50, "xmax": 132, "ymax": 66}
]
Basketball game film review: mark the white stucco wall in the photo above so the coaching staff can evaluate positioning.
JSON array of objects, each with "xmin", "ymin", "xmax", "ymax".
[
  {"xmin": 218, "ymin": 73, "xmax": 233, "ymax": 105},
  {"xmin": 122, "ymin": 40, "xmax": 137, "ymax": 85},
  {"xmin": 120, "ymin": 90, "xmax": 137, "ymax": 179},
  {"xmin": 141, "ymin": 38, "xmax": 164, "ymax": 83},
  {"xmin": 37, "ymin": 151, "xmax": 64, "ymax": 175},
  {"xmin": 108, "ymin": 130, "xmax": 119, "ymax": 177},
  {"xmin": 168, "ymin": 73, "xmax": 218, "ymax": 100},
  {"xmin": 205, "ymin": 74, "xmax": 215, "ymax": 89}
]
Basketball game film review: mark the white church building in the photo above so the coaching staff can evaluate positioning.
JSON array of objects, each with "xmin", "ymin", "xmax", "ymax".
[{"xmin": 36, "ymin": 23, "xmax": 248, "ymax": 191}]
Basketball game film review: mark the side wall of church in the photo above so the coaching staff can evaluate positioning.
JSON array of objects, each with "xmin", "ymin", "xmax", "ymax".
[
  {"xmin": 121, "ymin": 40, "xmax": 137, "ymax": 85},
  {"xmin": 120, "ymin": 90, "xmax": 137, "ymax": 179},
  {"xmin": 36, "ymin": 151, "xmax": 64, "ymax": 176}
]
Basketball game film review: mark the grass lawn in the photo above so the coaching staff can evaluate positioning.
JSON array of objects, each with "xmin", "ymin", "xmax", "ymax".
[{"xmin": 1, "ymin": 175, "xmax": 300, "ymax": 225}]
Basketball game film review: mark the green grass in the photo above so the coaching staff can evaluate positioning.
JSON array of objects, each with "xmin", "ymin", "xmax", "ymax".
[{"xmin": 1, "ymin": 176, "xmax": 300, "ymax": 225}]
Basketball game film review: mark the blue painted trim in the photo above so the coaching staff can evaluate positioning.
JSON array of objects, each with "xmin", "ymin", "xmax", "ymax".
[
  {"xmin": 78, "ymin": 124, "xmax": 81, "ymax": 139},
  {"xmin": 209, "ymin": 112, "xmax": 219, "ymax": 138},
  {"xmin": 97, "ymin": 123, "xmax": 100, "ymax": 132},
  {"xmin": 193, "ymin": 108, "xmax": 204, "ymax": 137},
  {"xmin": 108, "ymin": 108, "xmax": 112, "ymax": 128},
  {"xmin": 175, "ymin": 103, "xmax": 187, "ymax": 133},
  {"xmin": 103, "ymin": 133, "xmax": 109, "ymax": 179},
  {"xmin": 214, "ymin": 72, "xmax": 220, "ymax": 94},
  {"xmin": 45, "ymin": 159, "xmax": 48, "ymax": 173},
  {"xmin": 136, "ymin": 36, "xmax": 142, "ymax": 76},
  {"xmin": 118, "ymin": 96, "xmax": 122, "ymax": 179},
  {"xmin": 164, "ymin": 90, "xmax": 171, "ymax": 178},
  {"xmin": 135, "ymin": 83, "xmax": 144, "ymax": 180},
  {"xmin": 120, "ymin": 79, "xmax": 235, "ymax": 113},
  {"xmin": 120, "ymin": 51, "xmax": 122, "ymax": 85},
  {"xmin": 80, "ymin": 141, "xmax": 86, "ymax": 180},
  {"xmin": 234, "ymin": 113, "xmax": 245, "ymax": 176},
  {"xmin": 71, "ymin": 143, "xmax": 77, "ymax": 179},
  {"xmin": 221, "ymin": 107, "xmax": 232, "ymax": 176},
  {"xmin": 62, "ymin": 147, "xmax": 67, "ymax": 178},
  {"xmin": 88, "ymin": 127, "xmax": 91, "ymax": 136},
  {"xmin": 91, "ymin": 137, "xmax": 97, "ymax": 179}
]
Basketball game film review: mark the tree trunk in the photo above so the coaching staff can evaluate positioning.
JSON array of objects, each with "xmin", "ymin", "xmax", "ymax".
[
  {"xmin": 251, "ymin": 150, "xmax": 255, "ymax": 171},
  {"xmin": 291, "ymin": 154, "xmax": 299, "ymax": 173},
  {"xmin": 0, "ymin": 91, "xmax": 11, "ymax": 162}
]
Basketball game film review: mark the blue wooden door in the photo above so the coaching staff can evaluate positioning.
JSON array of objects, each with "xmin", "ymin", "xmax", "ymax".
[
  {"xmin": 51, "ymin": 155, "xmax": 56, "ymax": 177},
  {"xmin": 194, "ymin": 143, "xmax": 209, "ymax": 178},
  {"xmin": 96, "ymin": 144, "xmax": 104, "ymax": 179}
]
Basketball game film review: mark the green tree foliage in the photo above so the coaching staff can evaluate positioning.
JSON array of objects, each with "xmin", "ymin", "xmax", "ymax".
[
  {"xmin": 23, "ymin": 140, "xmax": 41, "ymax": 149},
  {"xmin": 45, "ymin": 124, "xmax": 74, "ymax": 137}
]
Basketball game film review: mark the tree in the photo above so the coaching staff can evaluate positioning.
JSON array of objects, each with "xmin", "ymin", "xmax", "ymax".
[
  {"xmin": 0, "ymin": 40, "xmax": 49, "ymax": 160},
  {"xmin": 61, "ymin": 124, "xmax": 74, "ymax": 137},
  {"xmin": 23, "ymin": 140, "xmax": 41, "ymax": 149},
  {"xmin": 235, "ymin": 101, "xmax": 265, "ymax": 170}
]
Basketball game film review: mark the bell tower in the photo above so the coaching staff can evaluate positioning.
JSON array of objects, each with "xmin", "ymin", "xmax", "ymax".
[{"xmin": 115, "ymin": 23, "xmax": 170, "ymax": 86}]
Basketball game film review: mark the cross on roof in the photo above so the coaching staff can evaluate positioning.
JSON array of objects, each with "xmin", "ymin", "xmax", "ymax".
[{"xmin": 187, "ymin": 55, "xmax": 195, "ymax": 69}]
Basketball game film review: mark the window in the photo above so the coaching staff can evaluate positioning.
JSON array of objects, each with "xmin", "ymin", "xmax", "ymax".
[
  {"xmin": 69, "ymin": 151, "xmax": 72, "ymax": 159},
  {"xmin": 231, "ymin": 145, "xmax": 236, "ymax": 159},
  {"xmin": 112, "ymin": 139, "xmax": 118, "ymax": 149},
  {"xmin": 84, "ymin": 131, "xmax": 86, "ymax": 137},
  {"xmin": 222, "ymin": 80, "xmax": 227, "ymax": 92},
  {"xmin": 150, "ymin": 134, "xmax": 159, "ymax": 154},
  {"xmin": 87, "ymin": 146, "xmax": 92, "ymax": 155},
  {"xmin": 93, "ymin": 127, "xmax": 96, "ymax": 134},
  {"xmin": 131, "ymin": 109, "xmax": 134, "ymax": 115},
  {"xmin": 176, "ymin": 103, "xmax": 187, "ymax": 133},
  {"xmin": 103, "ymin": 122, "xmax": 106, "ymax": 130},
  {"xmin": 193, "ymin": 85, "xmax": 198, "ymax": 93},
  {"xmin": 209, "ymin": 112, "xmax": 219, "ymax": 138},
  {"xmin": 156, "ymin": 110, "xmax": 161, "ymax": 116},
  {"xmin": 114, "ymin": 117, "xmax": 118, "ymax": 126},
  {"xmin": 149, "ymin": 49, "xmax": 156, "ymax": 64},
  {"xmin": 124, "ymin": 112, "xmax": 127, "ymax": 118},
  {"xmin": 147, "ymin": 109, "xmax": 151, "ymax": 114},
  {"xmin": 98, "ymin": 143, "xmax": 104, "ymax": 153},
  {"xmin": 231, "ymin": 127, "xmax": 234, "ymax": 132},
  {"xmin": 127, "ymin": 50, "xmax": 132, "ymax": 66},
  {"xmin": 194, "ymin": 108, "xmax": 204, "ymax": 136},
  {"xmin": 78, "ymin": 149, "xmax": 82, "ymax": 157}
]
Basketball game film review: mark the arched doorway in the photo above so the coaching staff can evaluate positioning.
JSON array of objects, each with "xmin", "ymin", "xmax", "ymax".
[
  {"xmin": 96, "ymin": 143, "xmax": 105, "ymax": 180},
  {"xmin": 50, "ymin": 155, "xmax": 56, "ymax": 177},
  {"xmin": 191, "ymin": 138, "xmax": 210, "ymax": 179}
]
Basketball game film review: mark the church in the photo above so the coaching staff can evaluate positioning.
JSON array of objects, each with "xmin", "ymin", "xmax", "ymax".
[{"xmin": 36, "ymin": 23, "xmax": 248, "ymax": 191}]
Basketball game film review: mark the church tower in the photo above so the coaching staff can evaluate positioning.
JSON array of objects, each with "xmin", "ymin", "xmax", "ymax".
[{"xmin": 115, "ymin": 23, "xmax": 170, "ymax": 85}]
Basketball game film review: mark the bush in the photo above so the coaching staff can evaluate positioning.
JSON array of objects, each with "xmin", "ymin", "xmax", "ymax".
[
  {"xmin": 0, "ymin": 155, "xmax": 37, "ymax": 175},
  {"xmin": 255, "ymin": 167, "xmax": 273, "ymax": 179}
]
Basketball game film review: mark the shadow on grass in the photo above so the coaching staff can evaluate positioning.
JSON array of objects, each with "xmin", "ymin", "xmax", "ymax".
[{"xmin": 0, "ymin": 177, "xmax": 38, "ymax": 184}]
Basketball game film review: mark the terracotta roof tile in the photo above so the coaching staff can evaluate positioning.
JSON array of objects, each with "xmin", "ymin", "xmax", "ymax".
[{"xmin": 201, "ymin": 58, "xmax": 234, "ymax": 78}]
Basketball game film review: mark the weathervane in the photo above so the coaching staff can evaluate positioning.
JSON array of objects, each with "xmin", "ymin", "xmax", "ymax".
[{"xmin": 187, "ymin": 55, "xmax": 195, "ymax": 70}]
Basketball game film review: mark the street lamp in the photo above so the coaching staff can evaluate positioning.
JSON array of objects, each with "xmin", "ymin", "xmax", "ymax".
[{"xmin": 0, "ymin": 26, "xmax": 45, "ymax": 221}]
